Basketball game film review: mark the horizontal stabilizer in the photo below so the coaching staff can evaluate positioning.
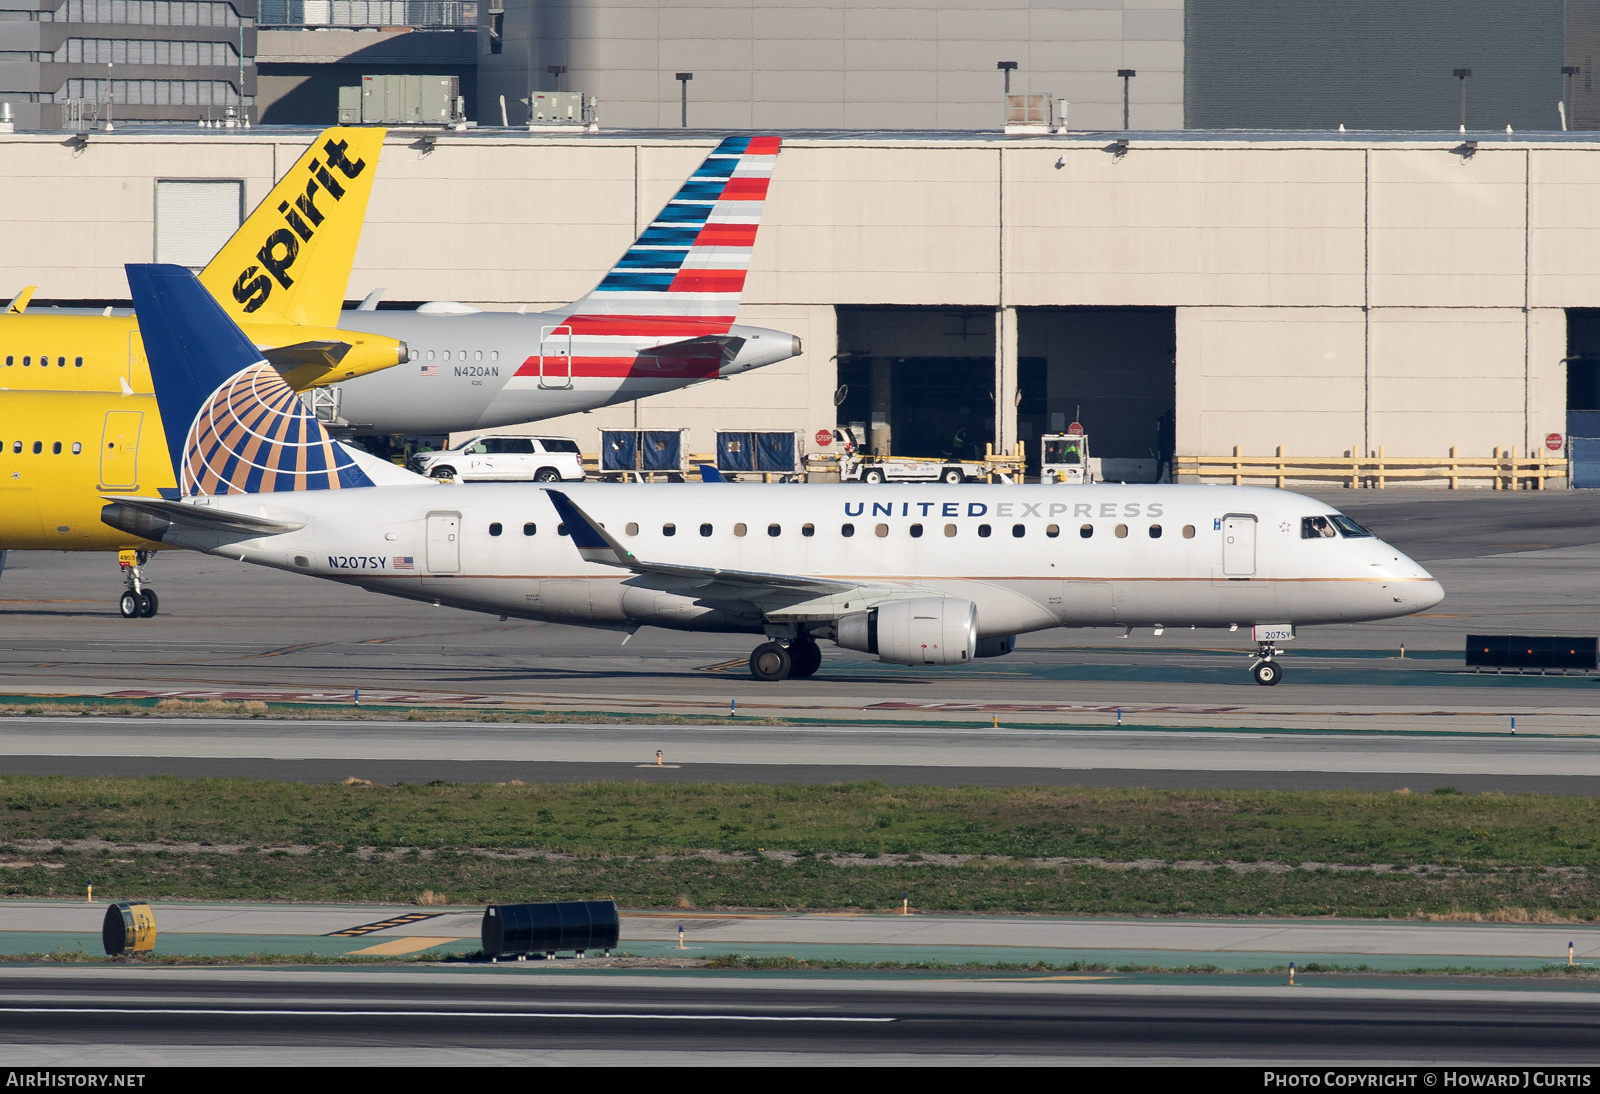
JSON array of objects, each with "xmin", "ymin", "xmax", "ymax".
[
  {"xmin": 262, "ymin": 339, "xmax": 351, "ymax": 390},
  {"xmin": 636, "ymin": 334, "xmax": 745, "ymax": 370},
  {"xmin": 101, "ymin": 496, "xmax": 304, "ymax": 542}
]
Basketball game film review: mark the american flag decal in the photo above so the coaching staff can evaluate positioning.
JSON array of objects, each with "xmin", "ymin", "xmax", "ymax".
[
  {"xmin": 419, "ymin": 364, "xmax": 438, "ymax": 377},
  {"xmin": 393, "ymin": 556, "xmax": 414, "ymax": 570}
]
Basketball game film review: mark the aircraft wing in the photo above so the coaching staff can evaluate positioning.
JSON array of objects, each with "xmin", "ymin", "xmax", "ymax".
[
  {"xmin": 542, "ymin": 489, "xmax": 922, "ymax": 618},
  {"xmin": 101, "ymin": 496, "xmax": 304, "ymax": 542}
]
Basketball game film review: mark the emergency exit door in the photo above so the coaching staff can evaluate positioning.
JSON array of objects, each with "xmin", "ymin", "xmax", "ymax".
[
  {"xmin": 426, "ymin": 511, "xmax": 460, "ymax": 573},
  {"xmin": 1221, "ymin": 515, "xmax": 1257, "ymax": 577},
  {"xmin": 99, "ymin": 410, "xmax": 142, "ymax": 489}
]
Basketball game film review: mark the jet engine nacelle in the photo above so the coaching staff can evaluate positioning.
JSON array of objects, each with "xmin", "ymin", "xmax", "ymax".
[{"xmin": 835, "ymin": 597, "xmax": 977, "ymax": 666}]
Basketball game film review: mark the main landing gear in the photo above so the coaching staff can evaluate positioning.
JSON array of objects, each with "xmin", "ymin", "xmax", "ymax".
[
  {"xmin": 747, "ymin": 636, "xmax": 822, "ymax": 682},
  {"xmin": 117, "ymin": 549, "xmax": 159, "ymax": 619},
  {"xmin": 1250, "ymin": 640, "xmax": 1282, "ymax": 686}
]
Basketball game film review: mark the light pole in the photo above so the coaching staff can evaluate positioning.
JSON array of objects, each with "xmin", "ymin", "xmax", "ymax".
[
  {"xmin": 1454, "ymin": 68, "xmax": 1471, "ymax": 133},
  {"xmin": 676, "ymin": 71, "xmax": 692, "ymax": 128},
  {"xmin": 1118, "ymin": 68, "xmax": 1136, "ymax": 129},
  {"xmin": 546, "ymin": 64, "xmax": 566, "ymax": 92},
  {"xmin": 997, "ymin": 60, "xmax": 1017, "ymax": 95},
  {"xmin": 1564, "ymin": 65, "xmax": 1580, "ymax": 130}
]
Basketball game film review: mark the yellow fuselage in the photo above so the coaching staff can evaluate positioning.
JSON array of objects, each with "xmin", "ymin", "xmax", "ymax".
[{"xmin": 0, "ymin": 390, "xmax": 172, "ymax": 551}]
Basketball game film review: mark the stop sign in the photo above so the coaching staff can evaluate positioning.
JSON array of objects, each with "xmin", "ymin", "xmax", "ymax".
[
  {"xmin": 1547, "ymin": 432, "xmax": 1564, "ymax": 451},
  {"xmin": 815, "ymin": 429, "xmax": 833, "ymax": 446},
  {"xmin": 1067, "ymin": 421, "xmax": 1084, "ymax": 436}
]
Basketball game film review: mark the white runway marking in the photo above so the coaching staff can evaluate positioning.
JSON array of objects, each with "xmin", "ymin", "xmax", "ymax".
[{"xmin": 0, "ymin": 1006, "xmax": 895, "ymax": 1023}]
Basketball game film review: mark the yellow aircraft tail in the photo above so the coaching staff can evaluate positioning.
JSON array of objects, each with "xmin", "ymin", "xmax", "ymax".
[{"xmin": 198, "ymin": 126, "xmax": 386, "ymax": 330}]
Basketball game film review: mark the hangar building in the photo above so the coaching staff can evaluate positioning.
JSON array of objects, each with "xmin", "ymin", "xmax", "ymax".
[{"xmin": 0, "ymin": 126, "xmax": 1593, "ymax": 479}]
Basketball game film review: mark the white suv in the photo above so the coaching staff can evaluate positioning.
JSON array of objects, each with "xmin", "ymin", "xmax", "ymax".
[{"xmin": 409, "ymin": 435, "xmax": 586, "ymax": 483}]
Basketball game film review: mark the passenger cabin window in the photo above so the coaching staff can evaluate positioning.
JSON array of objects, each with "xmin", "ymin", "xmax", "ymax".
[
  {"xmin": 56, "ymin": 357, "xmax": 64, "ymax": 367},
  {"xmin": 1080, "ymin": 524, "xmax": 1094, "ymax": 539},
  {"xmin": 874, "ymin": 523, "xmax": 888, "ymax": 537},
  {"xmin": 523, "ymin": 523, "xmax": 536, "ymax": 536},
  {"xmin": 625, "ymin": 523, "xmax": 639, "ymax": 536},
  {"xmin": 74, "ymin": 357, "xmax": 82, "ymax": 367},
  {"xmin": 1046, "ymin": 524, "xmax": 1060, "ymax": 537},
  {"xmin": 700, "ymin": 523, "xmax": 713, "ymax": 537},
  {"xmin": 1329, "ymin": 514, "xmax": 1374, "ymax": 538},
  {"xmin": 1114, "ymin": 524, "xmax": 1128, "ymax": 538},
  {"xmin": 978, "ymin": 524, "xmax": 991, "ymax": 538},
  {"xmin": 491, "ymin": 351, "xmax": 500, "ymax": 362},
  {"xmin": 4, "ymin": 357, "xmax": 10, "ymax": 366},
  {"xmin": 489, "ymin": 523, "xmax": 502, "ymax": 536},
  {"xmin": 1183, "ymin": 525, "xmax": 1196, "ymax": 538},
  {"xmin": 31, "ymin": 441, "xmax": 40, "ymax": 454},
  {"xmin": 1012, "ymin": 524, "xmax": 1025, "ymax": 538},
  {"xmin": 51, "ymin": 441, "xmax": 61, "ymax": 454},
  {"xmin": 10, "ymin": 442, "xmax": 18, "ymax": 454},
  {"xmin": 1302, "ymin": 516, "xmax": 1338, "ymax": 539},
  {"xmin": 558, "ymin": 524, "xmax": 568, "ymax": 536},
  {"xmin": 944, "ymin": 524, "xmax": 957, "ymax": 537},
  {"xmin": 768, "ymin": 523, "xmax": 781, "ymax": 537},
  {"xmin": 663, "ymin": 523, "xmax": 676, "ymax": 536},
  {"xmin": 909, "ymin": 523, "xmax": 923, "ymax": 538},
  {"xmin": 841, "ymin": 523, "xmax": 854, "ymax": 537},
  {"xmin": 733, "ymin": 523, "xmax": 747, "ymax": 537},
  {"xmin": 802, "ymin": 523, "xmax": 815, "ymax": 537},
  {"xmin": 22, "ymin": 356, "xmax": 29, "ymax": 366},
  {"xmin": 1149, "ymin": 524, "xmax": 1162, "ymax": 538}
]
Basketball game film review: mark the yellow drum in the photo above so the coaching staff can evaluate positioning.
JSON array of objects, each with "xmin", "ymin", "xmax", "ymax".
[{"xmin": 101, "ymin": 902, "xmax": 156, "ymax": 955}]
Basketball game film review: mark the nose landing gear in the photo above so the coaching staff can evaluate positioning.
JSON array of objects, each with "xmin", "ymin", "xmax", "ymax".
[
  {"xmin": 1250, "ymin": 640, "xmax": 1282, "ymax": 685},
  {"xmin": 117, "ymin": 549, "xmax": 158, "ymax": 619}
]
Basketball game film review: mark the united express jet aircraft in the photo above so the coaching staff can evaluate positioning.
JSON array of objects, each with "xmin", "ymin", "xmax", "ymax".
[{"xmin": 104, "ymin": 264, "xmax": 1444, "ymax": 685}]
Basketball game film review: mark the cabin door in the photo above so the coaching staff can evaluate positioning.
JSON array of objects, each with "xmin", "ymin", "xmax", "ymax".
[
  {"xmin": 425, "ymin": 511, "xmax": 461, "ymax": 573},
  {"xmin": 99, "ymin": 411, "xmax": 142, "ymax": 489},
  {"xmin": 1221, "ymin": 515, "xmax": 1257, "ymax": 577}
]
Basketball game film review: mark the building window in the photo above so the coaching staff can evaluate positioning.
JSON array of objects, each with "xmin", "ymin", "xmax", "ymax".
[
  {"xmin": 54, "ymin": 39, "xmax": 241, "ymax": 65},
  {"xmin": 155, "ymin": 179, "xmax": 243, "ymax": 269},
  {"xmin": 489, "ymin": 522, "xmax": 502, "ymax": 536},
  {"xmin": 66, "ymin": 78, "xmax": 241, "ymax": 106},
  {"xmin": 47, "ymin": 2, "xmax": 250, "ymax": 29}
]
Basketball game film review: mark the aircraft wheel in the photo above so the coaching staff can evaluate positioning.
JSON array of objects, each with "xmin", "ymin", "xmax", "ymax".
[
  {"xmin": 118, "ymin": 591, "xmax": 140, "ymax": 619},
  {"xmin": 748, "ymin": 641, "xmax": 792, "ymax": 682},
  {"xmin": 1252, "ymin": 660, "xmax": 1282, "ymax": 686},
  {"xmin": 863, "ymin": 468, "xmax": 886, "ymax": 485},
  {"xmin": 138, "ymin": 590, "xmax": 159, "ymax": 618},
  {"xmin": 941, "ymin": 468, "xmax": 963, "ymax": 485},
  {"xmin": 787, "ymin": 639, "xmax": 822, "ymax": 679}
]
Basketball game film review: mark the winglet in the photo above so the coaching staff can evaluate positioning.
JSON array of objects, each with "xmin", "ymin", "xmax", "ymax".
[
  {"xmin": 6, "ymin": 286, "xmax": 35, "ymax": 314},
  {"xmin": 543, "ymin": 490, "xmax": 635, "ymax": 567},
  {"xmin": 698, "ymin": 463, "xmax": 726, "ymax": 482}
]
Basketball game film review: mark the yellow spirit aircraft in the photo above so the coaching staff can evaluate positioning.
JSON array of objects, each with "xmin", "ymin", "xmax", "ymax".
[{"xmin": 0, "ymin": 126, "xmax": 406, "ymax": 617}]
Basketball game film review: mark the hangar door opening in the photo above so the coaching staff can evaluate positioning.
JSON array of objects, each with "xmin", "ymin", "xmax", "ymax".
[
  {"xmin": 1018, "ymin": 308, "xmax": 1176, "ymax": 483},
  {"xmin": 1568, "ymin": 310, "xmax": 1600, "ymax": 487},
  {"xmin": 835, "ymin": 308, "xmax": 995, "ymax": 461}
]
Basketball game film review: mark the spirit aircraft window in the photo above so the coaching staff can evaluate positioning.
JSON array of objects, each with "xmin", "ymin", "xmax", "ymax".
[
  {"xmin": 909, "ymin": 524, "xmax": 923, "ymax": 538},
  {"xmin": 768, "ymin": 524, "xmax": 781, "ymax": 537},
  {"xmin": 841, "ymin": 523, "xmax": 855, "ymax": 537},
  {"xmin": 944, "ymin": 524, "xmax": 957, "ymax": 537},
  {"xmin": 523, "ymin": 523, "xmax": 536, "ymax": 536},
  {"xmin": 733, "ymin": 523, "xmax": 747, "ymax": 537},
  {"xmin": 1011, "ymin": 524, "xmax": 1025, "ymax": 538},
  {"xmin": 1046, "ymin": 524, "xmax": 1060, "ymax": 538},
  {"xmin": 1301, "ymin": 516, "xmax": 1337, "ymax": 539},
  {"xmin": 31, "ymin": 442, "xmax": 41, "ymax": 453},
  {"xmin": 74, "ymin": 357, "xmax": 82, "ymax": 367},
  {"xmin": 51, "ymin": 442, "xmax": 61, "ymax": 454},
  {"xmin": 802, "ymin": 523, "xmax": 815, "ymax": 537},
  {"xmin": 977, "ymin": 524, "xmax": 991, "ymax": 538},
  {"xmin": 663, "ymin": 523, "xmax": 676, "ymax": 536},
  {"xmin": 57, "ymin": 357, "xmax": 64, "ymax": 367},
  {"xmin": 874, "ymin": 523, "xmax": 888, "ymax": 537},
  {"xmin": 22, "ymin": 356, "xmax": 28, "ymax": 366},
  {"xmin": 1149, "ymin": 525, "xmax": 1162, "ymax": 539},
  {"xmin": 700, "ymin": 523, "xmax": 713, "ymax": 537},
  {"xmin": 625, "ymin": 523, "xmax": 639, "ymax": 536},
  {"xmin": 489, "ymin": 523, "xmax": 502, "ymax": 536},
  {"xmin": 1114, "ymin": 524, "xmax": 1129, "ymax": 538},
  {"xmin": 10, "ymin": 442, "xmax": 18, "ymax": 454},
  {"xmin": 1080, "ymin": 524, "xmax": 1093, "ymax": 539},
  {"xmin": 4, "ymin": 357, "xmax": 10, "ymax": 366}
]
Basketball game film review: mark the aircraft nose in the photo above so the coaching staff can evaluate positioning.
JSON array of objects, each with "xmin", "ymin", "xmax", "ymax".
[{"xmin": 1417, "ymin": 577, "xmax": 1445, "ymax": 611}]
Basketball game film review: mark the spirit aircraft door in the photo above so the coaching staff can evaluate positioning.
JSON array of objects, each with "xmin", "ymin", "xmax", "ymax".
[
  {"xmin": 1221, "ymin": 515, "xmax": 1257, "ymax": 577},
  {"xmin": 426, "ymin": 511, "xmax": 461, "ymax": 573},
  {"xmin": 99, "ymin": 411, "xmax": 142, "ymax": 489}
]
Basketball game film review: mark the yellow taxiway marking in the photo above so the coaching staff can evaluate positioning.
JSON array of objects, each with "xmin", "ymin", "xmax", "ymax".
[{"xmin": 346, "ymin": 936, "xmax": 472, "ymax": 956}]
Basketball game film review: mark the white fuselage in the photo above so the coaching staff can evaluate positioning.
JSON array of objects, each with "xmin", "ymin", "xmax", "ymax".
[{"xmin": 163, "ymin": 483, "xmax": 1443, "ymax": 639}]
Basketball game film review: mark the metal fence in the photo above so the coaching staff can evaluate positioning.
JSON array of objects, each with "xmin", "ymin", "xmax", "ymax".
[{"xmin": 258, "ymin": 1, "xmax": 477, "ymax": 28}]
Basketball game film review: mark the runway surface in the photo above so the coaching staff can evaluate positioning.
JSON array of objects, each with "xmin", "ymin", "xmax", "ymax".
[
  {"xmin": 4, "ymin": 716, "xmax": 1600, "ymax": 791},
  {"xmin": 1, "ymin": 492, "xmax": 1600, "ymax": 722},
  {"xmin": 2, "ymin": 967, "xmax": 1599, "ymax": 1065}
]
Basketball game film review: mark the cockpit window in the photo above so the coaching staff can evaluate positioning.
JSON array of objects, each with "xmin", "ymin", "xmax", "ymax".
[
  {"xmin": 1329, "ymin": 514, "xmax": 1373, "ymax": 538},
  {"xmin": 1301, "ymin": 516, "xmax": 1338, "ymax": 539}
]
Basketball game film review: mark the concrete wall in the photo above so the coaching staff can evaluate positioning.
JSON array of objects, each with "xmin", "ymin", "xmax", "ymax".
[
  {"xmin": 478, "ymin": 0, "xmax": 1184, "ymax": 131},
  {"xmin": 1, "ymin": 128, "xmax": 1594, "ymax": 463}
]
